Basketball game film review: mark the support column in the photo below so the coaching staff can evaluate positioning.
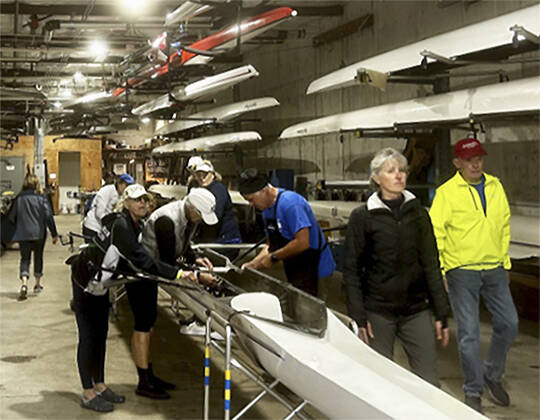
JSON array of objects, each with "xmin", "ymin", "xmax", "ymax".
[{"xmin": 33, "ymin": 117, "xmax": 46, "ymax": 187}]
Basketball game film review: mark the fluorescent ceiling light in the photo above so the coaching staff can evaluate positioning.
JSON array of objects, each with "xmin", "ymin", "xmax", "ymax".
[
  {"xmin": 73, "ymin": 71, "xmax": 85, "ymax": 83},
  {"xmin": 77, "ymin": 91, "xmax": 111, "ymax": 104},
  {"xmin": 120, "ymin": 0, "xmax": 148, "ymax": 16},
  {"xmin": 88, "ymin": 39, "xmax": 108, "ymax": 61}
]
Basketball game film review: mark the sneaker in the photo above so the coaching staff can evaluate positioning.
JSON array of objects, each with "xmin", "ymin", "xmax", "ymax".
[
  {"xmin": 18, "ymin": 285, "xmax": 27, "ymax": 301},
  {"xmin": 97, "ymin": 387, "xmax": 125, "ymax": 403},
  {"xmin": 484, "ymin": 375, "xmax": 510, "ymax": 406},
  {"xmin": 179, "ymin": 321, "xmax": 206, "ymax": 336},
  {"xmin": 179, "ymin": 321, "xmax": 223, "ymax": 340},
  {"xmin": 33, "ymin": 285, "xmax": 43, "ymax": 294},
  {"xmin": 135, "ymin": 382, "xmax": 170, "ymax": 400},
  {"xmin": 464, "ymin": 395, "xmax": 483, "ymax": 414},
  {"xmin": 81, "ymin": 394, "xmax": 114, "ymax": 412}
]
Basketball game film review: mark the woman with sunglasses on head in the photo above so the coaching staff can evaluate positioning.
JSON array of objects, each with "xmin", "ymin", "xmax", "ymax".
[{"xmin": 69, "ymin": 184, "xmax": 216, "ymax": 412}]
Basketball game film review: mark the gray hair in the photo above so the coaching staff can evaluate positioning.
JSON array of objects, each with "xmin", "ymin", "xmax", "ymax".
[{"xmin": 369, "ymin": 147, "xmax": 408, "ymax": 190}]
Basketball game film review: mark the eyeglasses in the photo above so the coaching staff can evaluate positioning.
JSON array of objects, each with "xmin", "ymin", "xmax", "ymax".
[
  {"xmin": 132, "ymin": 196, "xmax": 149, "ymax": 203},
  {"xmin": 240, "ymin": 168, "xmax": 259, "ymax": 180}
]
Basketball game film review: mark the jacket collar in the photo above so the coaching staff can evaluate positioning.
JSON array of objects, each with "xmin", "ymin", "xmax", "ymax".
[
  {"xmin": 367, "ymin": 189, "xmax": 416, "ymax": 211},
  {"xmin": 451, "ymin": 171, "xmax": 495, "ymax": 187},
  {"xmin": 19, "ymin": 188, "xmax": 36, "ymax": 197}
]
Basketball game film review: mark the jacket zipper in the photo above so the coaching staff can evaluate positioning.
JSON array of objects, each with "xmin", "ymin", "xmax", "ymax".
[{"xmin": 468, "ymin": 188, "xmax": 478, "ymax": 211}]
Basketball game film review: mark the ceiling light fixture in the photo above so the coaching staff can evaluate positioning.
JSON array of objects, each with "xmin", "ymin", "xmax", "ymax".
[
  {"xmin": 73, "ymin": 71, "xmax": 85, "ymax": 83},
  {"xmin": 88, "ymin": 39, "xmax": 108, "ymax": 61}
]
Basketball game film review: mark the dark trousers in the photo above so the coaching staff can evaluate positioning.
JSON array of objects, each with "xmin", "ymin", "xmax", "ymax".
[
  {"xmin": 19, "ymin": 238, "xmax": 46, "ymax": 278},
  {"xmin": 367, "ymin": 309, "xmax": 440, "ymax": 387},
  {"xmin": 154, "ymin": 216, "xmax": 176, "ymax": 265},
  {"xmin": 72, "ymin": 277, "xmax": 110, "ymax": 389}
]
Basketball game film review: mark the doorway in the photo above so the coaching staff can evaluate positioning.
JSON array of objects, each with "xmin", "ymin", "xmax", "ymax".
[{"xmin": 58, "ymin": 152, "xmax": 81, "ymax": 214}]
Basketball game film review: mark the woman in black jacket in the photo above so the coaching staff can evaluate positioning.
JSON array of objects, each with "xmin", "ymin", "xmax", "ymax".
[
  {"xmin": 10, "ymin": 173, "xmax": 58, "ymax": 300},
  {"xmin": 343, "ymin": 148, "xmax": 450, "ymax": 387},
  {"xmin": 70, "ymin": 184, "xmax": 214, "ymax": 412}
]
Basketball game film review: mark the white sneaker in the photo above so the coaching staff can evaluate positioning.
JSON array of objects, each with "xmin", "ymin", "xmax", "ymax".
[{"xmin": 179, "ymin": 321, "xmax": 223, "ymax": 340}]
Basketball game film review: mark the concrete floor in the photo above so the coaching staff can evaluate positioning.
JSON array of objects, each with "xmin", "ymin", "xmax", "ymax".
[{"xmin": 0, "ymin": 214, "xmax": 538, "ymax": 420}]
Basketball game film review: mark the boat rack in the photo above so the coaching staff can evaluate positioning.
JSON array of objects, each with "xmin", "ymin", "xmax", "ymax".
[{"xmin": 164, "ymin": 286, "xmax": 319, "ymax": 419}]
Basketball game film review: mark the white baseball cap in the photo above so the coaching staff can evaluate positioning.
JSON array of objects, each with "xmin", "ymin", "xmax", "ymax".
[
  {"xmin": 123, "ymin": 184, "xmax": 150, "ymax": 200},
  {"xmin": 187, "ymin": 188, "xmax": 218, "ymax": 225},
  {"xmin": 187, "ymin": 156, "xmax": 204, "ymax": 170},
  {"xmin": 195, "ymin": 161, "xmax": 214, "ymax": 173}
]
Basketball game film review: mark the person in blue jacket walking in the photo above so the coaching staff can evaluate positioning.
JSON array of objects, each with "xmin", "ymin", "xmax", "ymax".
[{"xmin": 9, "ymin": 172, "xmax": 58, "ymax": 300}]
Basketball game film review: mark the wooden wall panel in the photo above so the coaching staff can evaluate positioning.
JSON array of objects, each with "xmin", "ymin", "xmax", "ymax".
[{"xmin": 0, "ymin": 136, "xmax": 102, "ymax": 213}]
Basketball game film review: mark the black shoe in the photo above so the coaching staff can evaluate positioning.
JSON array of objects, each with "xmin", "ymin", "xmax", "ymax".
[
  {"xmin": 98, "ymin": 387, "xmax": 126, "ymax": 403},
  {"xmin": 18, "ymin": 285, "xmax": 27, "ymax": 301},
  {"xmin": 151, "ymin": 375, "xmax": 176, "ymax": 391},
  {"xmin": 135, "ymin": 382, "xmax": 170, "ymax": 399},
  {"xmin": 148, "ymin": 363, "xmax": 176, "ymax": 390},
  {"xmin": 484, "ymin": 375, "xmax": 510, "ymax": 406},
  {"xmin": 81, "ymin": 394, "xmax": 114, "ymax": 412},
  {"xmin": 465, "ymin": 395, "xmax": 483, "ymax": 414}
]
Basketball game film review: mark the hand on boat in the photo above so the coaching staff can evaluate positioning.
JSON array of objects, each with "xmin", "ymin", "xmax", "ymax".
[
  {"xmin": 198, "ymin": 272, "xmax": 219, "ymax": 287},
  {"xmin": 196, "ymin": 257, "xmax": 214, "ymax": 271},
  {"xmin": 358, "ymin": 322, "xmax": 374, "ymax": 344},
  {"xmin": 241, "ymin": 261, "xmax": 255, "ymax": 271},
  {"xmin": 258, "ymin": 253, "xmax": 273, "ymax": 269}
]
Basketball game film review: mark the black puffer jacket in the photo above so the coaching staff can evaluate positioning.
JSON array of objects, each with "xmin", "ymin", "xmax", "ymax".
[{"xmin": 343, "ymin": 191, "xmax": 449, "ymax": 327}]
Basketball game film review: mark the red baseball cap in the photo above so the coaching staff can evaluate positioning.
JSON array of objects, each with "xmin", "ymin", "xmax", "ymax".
[{"xmin": 453, "ymin": 138, "xmax": 487, "ymax": 159}]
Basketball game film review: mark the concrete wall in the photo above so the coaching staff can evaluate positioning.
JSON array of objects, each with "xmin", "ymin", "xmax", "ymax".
[{"xmin": 205, "ymin": 0, "xmax": 538, "ymax": 209}]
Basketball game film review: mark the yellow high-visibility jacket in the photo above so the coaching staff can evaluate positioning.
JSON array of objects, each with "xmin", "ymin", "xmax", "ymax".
[{"xmin": 429, "ymin": 171, "xmax": 511, "ymax": 274}]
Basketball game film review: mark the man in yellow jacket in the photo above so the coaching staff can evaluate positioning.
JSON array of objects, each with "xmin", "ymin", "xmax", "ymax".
[{"xmin": 429, "ymin": 138, "xmax": 518, "ymax": 414}]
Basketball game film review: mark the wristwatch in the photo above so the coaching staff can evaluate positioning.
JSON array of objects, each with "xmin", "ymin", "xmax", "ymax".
[{"xmin": 270, "ymin": 252, "xmax": 279, "ymax": 263}]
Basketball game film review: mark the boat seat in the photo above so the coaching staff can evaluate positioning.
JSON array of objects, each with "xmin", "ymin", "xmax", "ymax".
[{"xmin": 231, "ymin": 292, "xmax": 283, "ymax": 322}]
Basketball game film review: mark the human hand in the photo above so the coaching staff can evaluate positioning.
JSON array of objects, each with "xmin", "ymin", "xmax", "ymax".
[
  {"xmin": 258, "ymin": 253, "xmax": 273, "ymax": 269},
  {"xmin": 196, "ymin": 257, "xmax": 213, "ymax": 271},
  {"xmin": 241, "ymin": 261, "xmax": 255, "ymax": 271},
  {"xmin": 198, "ymin": 272, "xmax": 219, "ymax": 288},
  {"xmin": 52, "ymin": 236, "xmax": 59, "ymax": 245},
  {"xmin": 358, "ymin": 321, "xmax": 374, "ymax": 344},
  {"xmin": 181, "ymin": 270, "xmax": 197, "ymax": 283},
  {"xmin": 435, "ymin": 321, "xmax": 450, "ymax": 348}
]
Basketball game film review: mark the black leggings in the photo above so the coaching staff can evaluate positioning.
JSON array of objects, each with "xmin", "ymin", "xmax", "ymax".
[
  {"xmin": 124, "ymin": 215, "xmax": 175, "ymax": 333},
  {"xmin": 72, "ymin": 277, "xmax": 110, "ymax": 390},
  {"xmin": 19, "ymin": 238, "xmax": 46, "ymax": 278}
]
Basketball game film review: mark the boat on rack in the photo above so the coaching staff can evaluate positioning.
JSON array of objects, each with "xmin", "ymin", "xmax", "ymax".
[{"xmin": 307, "ymin": 4, "xmax": 540, "ymax": 94}]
